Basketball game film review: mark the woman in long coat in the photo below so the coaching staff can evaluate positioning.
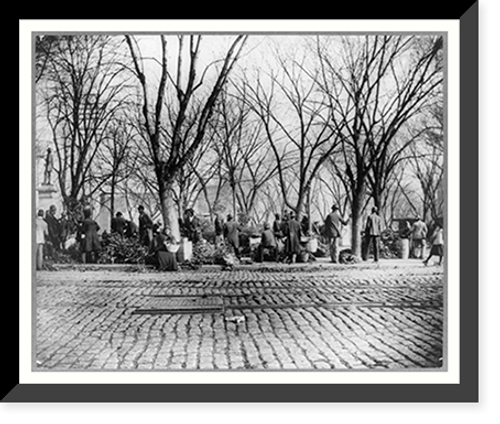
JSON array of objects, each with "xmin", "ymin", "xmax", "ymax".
[
  {"xmin": 79, "ymin": 208, "xmax": 101, "ymax": 263},
  {"xmin": 285, "ymin": 211, "xmax": 301, "ymax": 264}
]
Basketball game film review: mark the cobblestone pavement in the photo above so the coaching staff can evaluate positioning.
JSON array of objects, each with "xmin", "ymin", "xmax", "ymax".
[{"xmin": 35, "ymin": 260, "xmax": 444, "ymax": 371}]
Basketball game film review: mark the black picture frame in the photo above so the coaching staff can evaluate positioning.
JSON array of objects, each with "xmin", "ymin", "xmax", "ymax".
[{"xmin": 8, "ymin": 6, "xmax": 478, "ymax": 402}]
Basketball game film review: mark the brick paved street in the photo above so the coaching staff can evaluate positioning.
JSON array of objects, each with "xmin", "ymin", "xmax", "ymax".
[{"xmin": 35, "ymin": 259, "xmax": 444, "ymax": 371}]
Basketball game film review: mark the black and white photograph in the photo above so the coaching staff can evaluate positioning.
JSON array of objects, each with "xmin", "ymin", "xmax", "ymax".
[{"xmin": 31, "ymin": 29, "xmax": 448, "ymax": 374}]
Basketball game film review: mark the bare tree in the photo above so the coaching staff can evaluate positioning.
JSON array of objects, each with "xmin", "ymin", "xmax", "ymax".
[
  {"xmin": 93, "ymin": 116, "xmax": 139, "ymax": 220},
  {"xmin": 125, "ymin": 35, "xmax": 247, "ymax": 241},
  {"xmin": 210, "ymin": 86, "xmax": 279, "ymax": 221},
  {"xmin": 38, "ymin": 35, "xmax": 130, "ymax": 220},
  {"xmin": 313, "ymin": 35, "xmax": 443, "ymax": 255},
  {"xmin": 241, "ymin": 50, "xmax": 341, "ymax": 221},
  {"xmin": 409, "ymin": 102, "xmax": 445, "ymax": 223}
]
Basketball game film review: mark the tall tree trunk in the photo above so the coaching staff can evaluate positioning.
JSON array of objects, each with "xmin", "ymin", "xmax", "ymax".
[
  {"xmin": 295, "ymin": 188, "xmax": 308, "ymax": 219},
  {"xmin": 231, "ymin": 181, "xmax": 237, "ymax": 218},
  {"xmin": 110, "ymin": 175, "xmax": 116, "ymax": 223},
  {"xmin": 159, "ymin": 179, "xmax": 180, "ymax": 242},
  {"xmin": 350, "ymin": 188, "xmax": 365, "ymax": 257}
]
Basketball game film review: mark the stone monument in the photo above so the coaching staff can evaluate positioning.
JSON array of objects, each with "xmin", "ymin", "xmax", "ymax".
[{"xmin": 36, "ymin": 148, "xmax": 59, "ymax": 212}]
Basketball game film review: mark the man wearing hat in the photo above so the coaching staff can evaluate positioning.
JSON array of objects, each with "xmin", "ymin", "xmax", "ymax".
[
  {"xmin": 137, "ymin": 205, "xmax": 154, "ymax": 247},
  {"xmin": 364, "ymin": 206, "xmax": 383, "ymax": 262},
  {"xmin": 323, "ymin": 205, "xmax": 349, "ymax": 263}
]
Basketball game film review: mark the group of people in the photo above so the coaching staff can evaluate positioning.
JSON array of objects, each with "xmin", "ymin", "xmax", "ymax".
[
  {"xmin": 406, "ymin": 215, "xmax": 444, "ymax": 266},
  {"xmin": 35, "ymin": 204, "xmax": 71, "ymax": 269},
  {"xmin": 36, "ymin": 200, "xmax": 444, "ymax": 271},
  {"xmin": 208, "ymin": 210, "xmax": 305, "ymax": 264}
]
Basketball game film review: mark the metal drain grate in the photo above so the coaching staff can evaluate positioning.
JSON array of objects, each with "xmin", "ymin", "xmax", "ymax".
[{"xmin": 133, "ymin": 296, "xmax": 224, "ymax": 315}]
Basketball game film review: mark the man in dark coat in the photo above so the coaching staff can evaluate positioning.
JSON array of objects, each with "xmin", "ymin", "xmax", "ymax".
[
  {"xmin": 138, "ymin": 205, "xmax": 153, "ymax": 247},
  {"xmin": 45, "ymin": 204, "xmax": 61, "ymax": 255},
  {"xmin": 214, "ymin": 213, "xmax": 224, "ymax": 246},
  {"xmin": 285, "ymin": 211, "xmax": 301, "ymax": 264},
  {"xmin": 183, "ymin": 208, "xmax": 202, "ymax": 243},
  {"xmin": 323, "ymin": 204, "xmax": 349, "ymax": 263},
  {"xmin": 364, "ymin": 206, "xmax": 383, "ymax": 262},
  {"xmin": 111, "ymin": 211, "xmax": 127, "ymax": 238},
  {"xmin": 223, "ymin": 214, "xmax": 241, "ymax": 258},
  {"xmin": 257, "ymin": 222, "xmax": 278, "ymax": 262},
  {"xmin": 79, "ymin": 208, "xmax": 101, "ymax": 263}
]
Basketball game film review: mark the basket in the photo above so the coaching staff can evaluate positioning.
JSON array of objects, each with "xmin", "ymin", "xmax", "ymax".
[{"xmin": 166, "ymin": 244, "xmax": 180, "ymax": 253}]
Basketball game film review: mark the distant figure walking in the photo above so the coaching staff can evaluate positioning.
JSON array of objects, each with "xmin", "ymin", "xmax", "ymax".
[
  {"xmin": 36, "ymin": 209, "xmax": 49, "ymax": 270},
  {"xmin": 423, "ymin": 223, "xmax": 444, "ymax": 266},
  {"xmin": 323, "ymin": 205, "xmax": 349, "ymax": 263},
  {"xmin": 138, "ymin": 205, "xmax": 154, "ymax": 248},
  {"xmin": 285, "ymin": 211, "xmax": 301, "ymax": 264},
  {"xmin": 223, "ymin": 214, "xmax": 241, "ymax": 259},
  {"xmin": 411, "ymin": 215, "xmax": 428, "ymax": 259},
  {"xmin": 79, "ymin": 208, "xmax": 101, "ymax": 263},
  {"xmin": 364, "ymin": 206, "xmax": 383, "ymax": 263}
]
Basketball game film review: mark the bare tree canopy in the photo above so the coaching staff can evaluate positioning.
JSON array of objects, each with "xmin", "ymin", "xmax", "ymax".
[
  {"xmin": 124, "ymin": 34, "xmax": 247, "ymax": 241},
  {"xmin": 35, "ymin": 34, "xmax": 444, "ymax": 254}
]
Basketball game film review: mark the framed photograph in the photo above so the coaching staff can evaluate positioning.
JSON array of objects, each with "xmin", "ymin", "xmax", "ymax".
[{"xmin": 10, "ymin": 7, "xmax": 477, "ymax": 402}]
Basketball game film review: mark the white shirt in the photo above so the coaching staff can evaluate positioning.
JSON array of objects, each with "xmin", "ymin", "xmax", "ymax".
[
  {"xmin": 433, "ymin": 228, "xmax": 444, "ymax": 245},
  {"xmin": 36, "ymin": 216, "xmax": 48, "ymax": 244}
]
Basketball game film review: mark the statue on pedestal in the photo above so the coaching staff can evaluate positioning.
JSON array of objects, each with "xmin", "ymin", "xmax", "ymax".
[{"xmin": 43, "ymin": 147, "xmax": 53, "ymax": 185}]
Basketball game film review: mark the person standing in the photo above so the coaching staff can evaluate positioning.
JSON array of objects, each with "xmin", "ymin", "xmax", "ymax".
[
  {"xmin": 138, "ymin": 205, "xmax": 153, "ymax": 248},
  {"xmin": 272, "ymin": 213, "xmax": 284, "ymax": 258},
  {"xmin": 323, "ymin": 205, "xmax": 349, "ymax": 263},
  {"xmin": 300, "ymin": 215, "xmax": 310, "ymax": 236},
  {"xmin": 214, "ymin": 213, "xmax": 224, "ymax": 246},
  {"xmin": 411, "ymin": 215, "xmax": 428, "ymax": 259},
  {"xmin": 111, "ymin": 211, "xmax": 127, "ymax": 238},
  {"xmin": 423, "ymin": 223, "xmax": 444, "ymax": 266},
  {"xmin": 45, "ymin": 204, "xmax": 61, "ymax": 255},
  {"xmin": 285, "ymin": 211, "xmax": 301, "ymax": 264},
  {"xmin": 79, "ymin": 208, "xmax": 101, "ymax": 263},
  {"xmin": 183, "ymin": 208, "xmax": 201, "ymax": 244},
  {"xmin": 36, "ymin": 209, "xmax": 49, "ymax": 270},
  {"xmin": 257, "ymin": 222, "xmax": 278, "ymax": 262},
  {"xmin": 364, "ymin": 206, "xmax": 383, "ymax": 263},
  {"xmin": 223, "ymin": 214, "xmax": 241, "ymax": 259}
]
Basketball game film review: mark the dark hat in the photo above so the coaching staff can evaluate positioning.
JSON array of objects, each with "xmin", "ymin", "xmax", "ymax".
[{"xmin": 331, "ymin": 204, "xmax": 338, "ymax": 211}]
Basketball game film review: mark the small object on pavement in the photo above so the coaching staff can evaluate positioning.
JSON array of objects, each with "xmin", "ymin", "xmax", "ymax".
[{"xmin": 225, "ymin": 315, "xmax": 246, "ymax": 324}]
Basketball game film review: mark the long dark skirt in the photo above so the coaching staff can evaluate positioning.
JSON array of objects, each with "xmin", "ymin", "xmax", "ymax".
[{"xmin": 156, "ymin": 251, "xmax": 178, "ymax": 271}]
